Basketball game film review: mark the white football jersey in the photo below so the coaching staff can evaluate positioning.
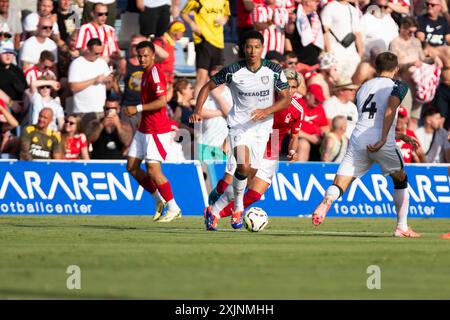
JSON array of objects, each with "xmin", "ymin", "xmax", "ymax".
[
  {"xmin": 211, "ymin": 59, "xmax": 289, "ymax": 135},
  {"xmin": 350, "ymin": 77, "xmax": 408, "ymax": 150}
]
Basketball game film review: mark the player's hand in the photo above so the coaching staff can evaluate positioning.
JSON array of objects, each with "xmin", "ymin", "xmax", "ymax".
[
  {"xmin": 403, "ymin": 135, "xmax": 421, "ymax": 150},
  {"xmin": 189, "ymin": 113, "xmax": 202, "ymax": 123},
  {"xmin": 124, "ymin": 106, "xmax": 137, "ymax": 117},
  {"xmin": 367, "ymin": 138, "xmax": 386, "ymax": 153},
  {"xmin": 287, "ymin": 150, "xmax": 298, "ymax": 162},
  {"xmin": 251, "ymin": 108, "xmax": 270, "ymax": 121}
]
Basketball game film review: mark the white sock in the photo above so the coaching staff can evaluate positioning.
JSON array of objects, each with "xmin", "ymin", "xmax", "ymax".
[
  {"xmin": 211, "ymin": 185, "xmax": 234, "ymax": 218},
  {"xmin": 233, "ymin": 175, "xmax": 248, "ymax": 212},
  {"xmin": 394, "ymin": 188, "xmax": 409, "ymax": 231},
  {"xmin": 325, "ymin": 185, "xmax": 341, "ymax": 202},
  {"xmin": 167, "ymin": 199, "xmax": 180, "ymax": 212},
  {"xmin": 151, "ymin": 190, "xmax": 164, "ymax": 204}
]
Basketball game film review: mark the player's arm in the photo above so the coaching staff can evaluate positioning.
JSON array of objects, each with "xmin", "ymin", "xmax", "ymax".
[
  {"xmin": 190, "ymin": 80, "xmax": 219, "ymax": 123},
  {"xmin": 367, "ymin": 82, "xmax": 408, "ymax": 152},
  {"xmin": 125, "ymin": 94, "xmax": 167, "ymax": 117},
  {"xmin": 251, "ymin": 88, "xmax": 291, "ymax": 121}
]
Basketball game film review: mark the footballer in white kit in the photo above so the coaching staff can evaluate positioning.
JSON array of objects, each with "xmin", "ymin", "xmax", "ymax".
[
  {"xmin": 190, "ymin": 30, "xmax": 290, "ymax": 230},
  {"xmin": 311, "ymin": 52, "xmax": 421, "ymax": 238}
]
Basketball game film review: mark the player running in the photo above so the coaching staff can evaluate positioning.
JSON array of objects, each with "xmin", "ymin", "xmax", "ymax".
[
  {"xmin": 311, "ymin": 51, "xmax": 421, "ymax": 238},
  {"xmin": 190, "ymin": 30, "xmax": 291, "ymax": 229},
  {"xmin": 204, "ymin": 69, "xmax": 304, "ymax": 230},
  {"xmin": 125, "ymin": 41, "xmax": 181, "ymax": 222}
]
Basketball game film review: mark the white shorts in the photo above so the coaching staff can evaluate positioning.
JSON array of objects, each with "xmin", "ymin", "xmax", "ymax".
[
  {"xmin": 337, "ymin": 143, "xmax": 404, "ymax": 178},
  {"xmin": 225, "ymin": 155, "xmax": 278, "ymax": 185},
  {"xmin": 229, "ymin": 130, "xmax": 270, "ymax": 170},
  {"xmin": 128, "ymin": 131, "xmax": 173, "ymax": 163}
]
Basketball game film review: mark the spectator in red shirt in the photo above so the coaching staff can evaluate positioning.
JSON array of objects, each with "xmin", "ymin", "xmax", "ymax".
[
  {"xmin": 62, "ymin": 114, "xmax": 90, "ymax": 160},
  {"xmin": 297, "ymin": 84, "xmax": 329, "ymax": 161},
  {"xmin": 395, "ymin": 106, "xmax": 426, "ymax": 163},
  {"xmin": 153, "ymin": 20, "xmax": 186, "ymax": 100}
]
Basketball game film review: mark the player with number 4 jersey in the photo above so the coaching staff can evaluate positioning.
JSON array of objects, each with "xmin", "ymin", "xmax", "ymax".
[{"xmin": 310, "ymin": 52, "xmax": 421, "ymax": 238}]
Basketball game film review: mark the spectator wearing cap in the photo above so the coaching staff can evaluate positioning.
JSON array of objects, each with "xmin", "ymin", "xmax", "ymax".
[
  {"xmin": 68, "ymin": 38, "xmax": 113, "ymax": 132},
  {"xmin": 323, "ymin": 77, "xmax": 358, "ymax": 139},
  {"xmin": 0, "ymin": 40, "xmax": 28, "ymax": 103},
  {"xmin": 28, "ymin": 76, "xmax": 64, "ymax": 131},
  {"xmin": 0, "ymin": 0, "xmax": 22, "ymax": 50},
  {"xmin": 136, "ymin": 0, "xmax": 179, "ymax": 39},
  {"xmin": 416, "ymin": 0, "xmax": 450, "ymax": 47},
  {"xmin": 153, "ymin": 20, "xmax": 186, "ymax": 99},
  {"xmin": 23, "ymin": 0, "xmax": 67, "ymax": 51},
  {"xmin": 20, "ymin": 17, "xmax": 58, "ymax": 71},
  {"xmin": 360, "ymin": 1, "xmax": 399, "ymax": 58},
  {"xmin": 297, "ymin": 84, "xmax": 329, "ymax": 161},
  {"xmin": 24, "ymin": 50, "xmax": 57, "ymax": 86},
  {"xmin": 307, "ymin": 52, "xmax": 339, "ymax": 99},
  {"xmin": 181, "ymin": 0, "xmax": 230, "ymax": 98},
  {"xmin": 285, "ymin": 0, "xmax": 323, "ymax": 67},
  {"xmin": 75, "ymin": 2, "xmax": 120, "ymax": 62},
  {"xmin": 395, "ymin": 106, "xmax": 426, "ymax": 163},
  {"xmin": 321, "ymin": 0, "xmax": 363, "ymax": 79},
  {"xmin": 415, "ymin": 106, "xmax": 450, "ymax": 163}
]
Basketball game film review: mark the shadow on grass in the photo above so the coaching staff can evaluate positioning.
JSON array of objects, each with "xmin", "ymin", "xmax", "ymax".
[{"xmin": 0, "ymin": 288, "xmax": 130, "ymax": 300}]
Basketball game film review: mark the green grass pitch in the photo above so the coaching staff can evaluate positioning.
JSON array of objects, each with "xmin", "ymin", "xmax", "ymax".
[{"xmin": 1, "ymin": 216, "xmax": 450, "ymax": 299}]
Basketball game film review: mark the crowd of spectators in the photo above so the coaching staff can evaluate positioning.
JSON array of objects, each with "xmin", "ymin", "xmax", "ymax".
[{"xmin": 0, "ymin": 0, "xmax": 449, "ymax": 164}]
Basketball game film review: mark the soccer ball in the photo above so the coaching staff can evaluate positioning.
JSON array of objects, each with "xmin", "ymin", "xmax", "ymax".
[{"xmin": 243, "ymin": 207, "xmax": 268, "ymax": 232}]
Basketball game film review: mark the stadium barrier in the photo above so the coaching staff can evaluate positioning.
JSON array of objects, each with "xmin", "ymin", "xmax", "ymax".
[
  {"xmin": 0, "ymin": 160, "xmax": 208, "ymax": 216},
  {"xmin": 208, "ymin": 162, "xmax": 450, "ymax": 218},
  {"xmin": 0, "ymin": 160, "xmax": 448, "ymax": 218}
]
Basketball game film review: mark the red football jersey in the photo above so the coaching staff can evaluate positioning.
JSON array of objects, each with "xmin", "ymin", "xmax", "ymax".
[
  {"xmin": 64, "ymin": 133, "xmax": 88, "ymax": 160},
  {"xmin": 300, "ymin": 99, "xmax": 328, "ymax": 136},
  {"xmin": 396, "ymin": 129, "xmax": 417, "ymax": 163},
  {"xmin": 138, "ymin": 64, "xmax": 171, "ymax": 134},
  {"xmin": 266, "ymin": 92, "xmax": 304, "ymax": 159}
]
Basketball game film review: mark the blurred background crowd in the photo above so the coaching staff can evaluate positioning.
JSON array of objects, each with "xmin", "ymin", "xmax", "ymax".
[{"xmin": 0, "ymin": 0, "xmax": 449, "ymax": 164}]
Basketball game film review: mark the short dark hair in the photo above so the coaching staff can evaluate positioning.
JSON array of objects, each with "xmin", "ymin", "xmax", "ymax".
[
  {"xmin": 284, "ymin": 51, "xmax": 297, "ymax": 59},
  {"xmin": 375, "ymin": 52, "xmax": 398, "ymax": 73},
  {"xmin": 423, "ymin": 106, "xmax": 441, "ymax": 119},
  {"xmin": 39, "ymin": 50, "xmax": 55, "ymax": 62},
  {"xmin": 241, "ymin": 30, "xmax": 264, "ymax": 46},
  {"xmin": 87, "ymin": 38, "xmax": 102, "ymax": 48},
  {"xmin": 400, "ymin": 16, "xmax": 418, "ymax": 29},
  {"xmin": 136, "ymin": 40, "xmax": 155, "ymax": 53}
]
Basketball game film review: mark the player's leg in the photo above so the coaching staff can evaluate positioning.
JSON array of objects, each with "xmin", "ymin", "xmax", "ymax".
[
  {"xmin": 209, "ymin": 172, "xmax": 234, "ymax": 206},
  {"xmin": 126, "ymin": 132, "xmax": 165, "ymax": 221},
  {"xmin": 147, "ymin": 161, "xmax": 182, "ymax": 222}
]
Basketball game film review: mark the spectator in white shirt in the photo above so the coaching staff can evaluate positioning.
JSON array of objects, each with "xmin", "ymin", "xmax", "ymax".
[
  {"xmin": 415, "ymin": 107, "xmax": 450, "ymax": 163},
  {"xmin": 20, "ymin": 17, "xmax": 58, "ymax": 71},
  {"xmin": 68, "ymin": 37, "xmax": 112, "ymax": 132},
  {"xmin": 0, "ymin": 0, "xmax": 22, "ymax": 50},
  {"xmin": 322, "ymin": 77, "xmax": 358, "ymax": 139}
]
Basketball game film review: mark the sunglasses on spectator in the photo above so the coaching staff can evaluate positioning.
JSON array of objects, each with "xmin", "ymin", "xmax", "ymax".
[
  {"xmin": 39, "ymin": 85, "xmax": 52, "ymax": 89},
  {"xmin": 40, "ymin": 25, "xmax": 53, "ymax": 30},
  {"xmin": 43, "ymin": 65, "xmax": 53, "ymax": 69},
  {"xmin": 65, "ymin": 120, "xmax": 76, "ymax": 125},
  {"xmin": 378, "ymin": 5, "xmax": 388, "ymax": 9},
  {"xmin": 96, "ymin": 12, "xmax": 109, "ymax": 16},
  {"xmin": 0, "ymin": 32, "xmax": 12, "ymax": 38},
  {"xmin": 286, "ymin": 61, "xmax": 296, "ymax": 65},
  {"xmin": 425, "ymin": 2, "xmax": 439, "ymax": 7}
]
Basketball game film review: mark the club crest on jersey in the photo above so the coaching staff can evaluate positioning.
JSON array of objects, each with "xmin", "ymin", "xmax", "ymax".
[{"xmin": 261, "ymin": 76, "xmax": 269, "ymax": 85}]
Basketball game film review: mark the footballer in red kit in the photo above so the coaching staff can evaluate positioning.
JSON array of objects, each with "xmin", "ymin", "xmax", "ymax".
[
  {"xmin": 204, "ymin": 71, "xmax": 304, "ymax": 230},
  {"xmin": 125, "ymin": 41, "xmax": 182, "ymax": 223}
]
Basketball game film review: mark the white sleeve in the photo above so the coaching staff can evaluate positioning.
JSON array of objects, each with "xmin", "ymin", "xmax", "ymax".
[
  {"xmin": 323, "ymin": 100, "xmax": 335, "ymax": 120},
  {"xmin": 30, "ymin": 93, "xmax": 42, "ymax": 125},
  {"xmin": 68, "ymin": 59, "xmax": 81, "ymax": 82},
  {"xmin": 351, "ymin": 6, "xmax": 362, "ymax": 33},
  {"xmin": 52, "ymin": 21, "xmax": 60, "ymax": 35},
  {"xmin": 19, "ymin": 41, "xmax": 33, "ymax": 64},
  {"xmin": 320, "ymin": 5, "xmax": 332, "ymax": 29}
]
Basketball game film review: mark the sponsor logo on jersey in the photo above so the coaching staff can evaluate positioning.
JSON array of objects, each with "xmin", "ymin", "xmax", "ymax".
[{"xmin": 238, "ymin": 90, "xmax": 270, "ymax": 97}]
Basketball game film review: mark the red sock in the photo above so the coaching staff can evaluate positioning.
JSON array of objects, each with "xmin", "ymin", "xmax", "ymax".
[
  {"xmin": 216, "ymin": 179, "xmax": 230, "ymax": 194},
  {"xmin": 139, "ymin": 176, "xmax": 157, "ymax": 194},
  {"xmin": 157, "ymin": 181, "xmax": 174, "ymax": 202},
  {"xmin": 219, "ymin": 189, "xmax": 262, "ymax": 218}
]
